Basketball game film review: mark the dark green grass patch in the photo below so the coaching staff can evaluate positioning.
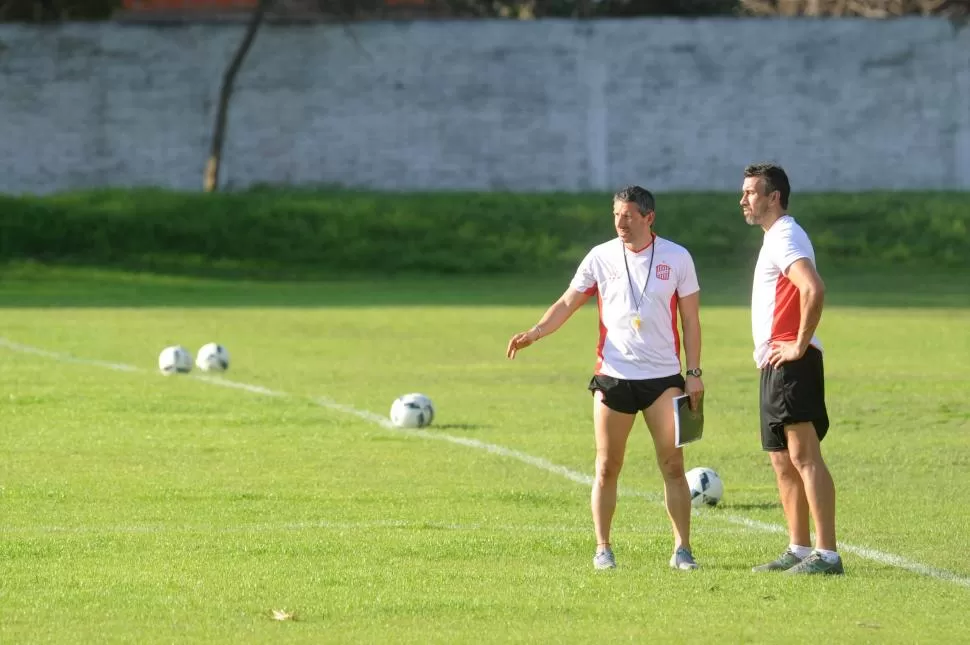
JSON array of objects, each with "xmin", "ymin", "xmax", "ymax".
[{"xmin": 2, "ymin": 189, "xmax": 967, "ymax": 279}]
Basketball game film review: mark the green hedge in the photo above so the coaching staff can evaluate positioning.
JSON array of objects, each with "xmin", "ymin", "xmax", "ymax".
[{"xmin": 1, "ymin": 189, "xmax": 966, "ymax": 277}]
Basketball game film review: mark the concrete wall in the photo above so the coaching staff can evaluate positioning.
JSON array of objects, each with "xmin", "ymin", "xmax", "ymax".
[{"xmin": 0, "ymin": 19, "xmax": 967, "ymax": 194}]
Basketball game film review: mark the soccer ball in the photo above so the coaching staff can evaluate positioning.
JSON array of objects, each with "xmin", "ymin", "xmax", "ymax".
[
  {"xmin": 389, "ymin": 393, "xmax": 435, "ymax": 428},
  {"xmin": 158, "ymin": 345, "xmax": 193, "ymax": 375},
  {"xmin": 686, "ymin": 467, "xmax": 723, "ymax": 507},
  {"xmin": 195, "ymin": 342, "xmax": 230, "ymax": 373}
]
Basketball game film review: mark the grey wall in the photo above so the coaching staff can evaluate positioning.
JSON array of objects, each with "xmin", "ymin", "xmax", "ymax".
[{"xmin": 0, "ymin": 19, "xmax": 968, "ymax": 194}]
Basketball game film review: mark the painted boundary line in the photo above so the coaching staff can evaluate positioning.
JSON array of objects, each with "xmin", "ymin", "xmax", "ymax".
[{"xmin": 1, "ymin": 337, "xmax": 968, "ymax": 589}]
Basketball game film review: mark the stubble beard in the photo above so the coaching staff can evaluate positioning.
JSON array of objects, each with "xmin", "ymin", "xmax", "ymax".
[{"xmin": 743, "ymin": 209, "xmax": 763, "ymax": 227}]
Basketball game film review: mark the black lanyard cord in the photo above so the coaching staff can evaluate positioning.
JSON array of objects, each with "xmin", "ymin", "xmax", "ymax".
[{"xmin": 622, "ymin": 238, "xmax": 657, "ymax": 320}]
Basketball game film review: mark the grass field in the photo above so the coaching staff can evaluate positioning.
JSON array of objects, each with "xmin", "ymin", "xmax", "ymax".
[{"xmin": 1, "ymin": 264, "xmax": 969, "ymax": 644}]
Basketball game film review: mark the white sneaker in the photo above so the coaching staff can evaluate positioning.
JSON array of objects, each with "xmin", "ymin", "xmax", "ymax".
[
  {"xmin": 669, "ymin": 547, "xmax": 699, "ymax": 570},
  {"xmin": 593, "ymin": 548, "xmax": 617, "ymax": 569}
]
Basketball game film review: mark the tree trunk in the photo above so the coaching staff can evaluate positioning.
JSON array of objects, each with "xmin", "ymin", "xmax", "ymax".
[{"xmin": 203, "ymin": 0, "xmax": 272, "ymax": 193}]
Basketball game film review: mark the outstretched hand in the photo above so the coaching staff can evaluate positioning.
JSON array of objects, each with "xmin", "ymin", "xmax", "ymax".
[{"xmin": 506, "ymin": 328, "xmax": 540, "ymax": 359}]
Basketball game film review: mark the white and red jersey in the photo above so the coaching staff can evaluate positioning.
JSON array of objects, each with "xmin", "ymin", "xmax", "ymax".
[
  {"xmin": 751, "ymin": 215, "xmax": 822, "ymax": 368},
  {"xmin": 569, "ymin": 235, "xmax": 700, "ymax": 380}
]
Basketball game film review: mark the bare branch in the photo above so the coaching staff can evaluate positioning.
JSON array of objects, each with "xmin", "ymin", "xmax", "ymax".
[{"xmin": 203, "ymin": 0, "xmax": 272, "ymax": 192}]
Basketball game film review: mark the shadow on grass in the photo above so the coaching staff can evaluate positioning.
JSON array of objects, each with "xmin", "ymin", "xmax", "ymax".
[
  {"xmin": 0, "ymin": 262, "xmax": 967, "ymax": 309},
  {"xmin": 432, "ymin": 424, "xmax": 488, "ymax": 431},
  {"xmin": 722, "ymin": 501, "xmax": 783, "ymax": 511}
]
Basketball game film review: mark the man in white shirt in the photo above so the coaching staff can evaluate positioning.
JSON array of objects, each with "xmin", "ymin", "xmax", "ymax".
[
  {"xmin": 506, "ymin": 186, "xmax": 705, "ymax": 571},
  {"xmin": 741, "ymin": 163, "xmax": 843, "ymax": 575}
]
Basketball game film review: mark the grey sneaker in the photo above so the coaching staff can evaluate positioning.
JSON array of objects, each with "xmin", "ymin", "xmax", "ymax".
[
  {"xmin": 752, "ymin": 549, "xmax": 804, "ymax": 572},
  {"xmin": 669, "ymin": 547, "xmax": 699, "ymax": 570},
  {"xmin": 784, "ymin": 552, "xmax": 845, "ymax": 576},
  {"xmin": 593, "ymin": 548, "xmax": 617, "ymax": 570}
]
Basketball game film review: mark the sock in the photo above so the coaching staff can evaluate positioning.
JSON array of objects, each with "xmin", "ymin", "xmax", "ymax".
[
  {"xmin": 789, "ymin": 544, "xmax": 813, "ymax": 559},
  {"xmin": 814, "ymin": 548, "xmax": 840, "ymax": 564}
]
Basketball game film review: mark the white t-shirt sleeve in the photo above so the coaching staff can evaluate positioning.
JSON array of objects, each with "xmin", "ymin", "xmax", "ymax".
[
  {"xmin": 676, "ymin": 251, "xmax": 700, "ymax": 297},
  {"xmin": 767, "ymin": 226, "xmax": 812, "ymax": 275},
  {"xmin": 569, "ymin": 250, "xmax": 598, "ymax": 295}
]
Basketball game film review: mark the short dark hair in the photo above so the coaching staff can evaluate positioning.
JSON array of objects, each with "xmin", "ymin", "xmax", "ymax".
[
  {"xmin": 744, "ymin": 163, "xmax": 791, "ymax": 209},
  {"xmin": 613, "ymin": 185, "xmax": 655, "ymax": 215}
]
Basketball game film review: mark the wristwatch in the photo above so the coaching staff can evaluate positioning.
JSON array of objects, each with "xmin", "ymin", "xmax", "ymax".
[{"xmin": 686, "ymin": 368, "xmax": 703, "ymax": 377}]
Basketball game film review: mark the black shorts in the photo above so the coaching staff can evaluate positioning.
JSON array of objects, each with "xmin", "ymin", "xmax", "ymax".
[
  {"xmin": 588, "ymin": 373, "xmax": 686, "ymax": 415},
  {"xmin": 760, "ymin": 346, "xmax": 830, "ymax": 451}
]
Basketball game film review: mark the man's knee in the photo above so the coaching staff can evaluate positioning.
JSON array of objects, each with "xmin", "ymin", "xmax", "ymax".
[
  {"xmin": 789, "ymin": 450, "xmax": 827, "ymax": 474},
  {"xmin": 656, "ymin": 451, "xmax": 685, "ymax": 481},
  {"xmin": 770, "ymin": 451, "xmax": 800, "ymax": 480},
  {"xmin": 595, "ymin": 455, "xmax": 624, "ymax": 483}
]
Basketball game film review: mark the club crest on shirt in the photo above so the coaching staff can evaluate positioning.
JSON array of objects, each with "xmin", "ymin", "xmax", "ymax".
[{"xmin": 656, "ymin": 264, "xmax": 671, "ymax": 280}]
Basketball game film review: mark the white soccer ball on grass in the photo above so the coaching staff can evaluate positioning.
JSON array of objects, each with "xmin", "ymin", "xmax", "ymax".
[
  {"xmin": 195, "ymin": 342, "xmax": 230, "ymax": 373},
  {"xmin": 389, "ymin": 393, "xmax": 435, "ymax": 428},
  {"xmin": 158, "ymin": 345, "xmax": 193, "ymax": 375},
  {"xmin": 686, "ymin": 466, "xmax": 724, "ymax": 507}
]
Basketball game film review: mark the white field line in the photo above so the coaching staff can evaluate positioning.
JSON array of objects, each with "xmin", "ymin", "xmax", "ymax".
[{"xmin": 1, "ymin": 337, "xmax": 968, "ymax": 589}]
